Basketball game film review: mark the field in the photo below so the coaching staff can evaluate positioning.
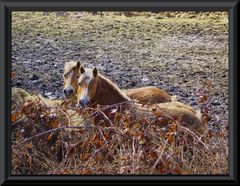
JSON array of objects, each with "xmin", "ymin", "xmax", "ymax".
[{"xmin": 11, "ymin": 12, "xmax": 229, "ymax": 175}]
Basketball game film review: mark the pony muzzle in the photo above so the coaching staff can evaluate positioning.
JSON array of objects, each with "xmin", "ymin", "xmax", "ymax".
[
  {"xmin": 63, "ymin": 87, "xmax": 74, "ymax": 99},
  {"xmin": 78, "ymin": 98, "xmax": 90, "ymax": 108}
]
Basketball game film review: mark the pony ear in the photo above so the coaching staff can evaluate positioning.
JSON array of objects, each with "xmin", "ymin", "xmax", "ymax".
[
  {"xmin": 76, "ymin": 61, "xmax": 81, "ymax": 69},
  {"xmin": 93, "ymin": 67, "xmax": 98, "ymax": 77},
  {"xmin": 80, "ymin": 66, "xmax": 85, "ymax": 74}
]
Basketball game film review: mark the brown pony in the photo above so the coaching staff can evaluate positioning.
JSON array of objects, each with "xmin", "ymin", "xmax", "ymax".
[
  {"xmin": 63, "ymin": 61, "xmax": 172, "ymax": 104},
  {"xmin": 76, "ymin": 67, "xmax": 203, "ymax": 132},
  {"xmin": 76, "ymin": 66, "xmax": 131, "ymax": 109},
  {"xmin": 63, "ymin": 61, "xmax": 81, "ymax": 100}
]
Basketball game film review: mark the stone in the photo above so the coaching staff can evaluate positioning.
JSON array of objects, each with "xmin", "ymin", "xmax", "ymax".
[{"xmin": 30, "ymin": 74, "xmax": 39, "ymax": 81}]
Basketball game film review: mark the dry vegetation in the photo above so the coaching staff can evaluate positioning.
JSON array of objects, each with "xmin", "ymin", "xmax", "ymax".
[
  {"xmin": 11, "ymin": 11, "xmax": 229, "ymax": 175},
  {"xmin": 11, "ymin": 79, "xmax": 228, "ymax": 175}
]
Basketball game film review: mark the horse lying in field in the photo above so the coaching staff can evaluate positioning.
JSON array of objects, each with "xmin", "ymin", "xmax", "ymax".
[
  {"xmin": 76, "ymin": 66, "xmax": 203, "ymax": 133},
  {"xmin": 12, "ymin": 85, "xmax": 203, "ymax": 134},
  {"xmin": 63, "ymin": 61, "xmax": 172, "ymax": 104}
]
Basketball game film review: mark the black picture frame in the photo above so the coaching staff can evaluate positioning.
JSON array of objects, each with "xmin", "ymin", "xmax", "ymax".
[{"xmin": 0, "ymin": 0, "xmax": 239, "ymax": 185}]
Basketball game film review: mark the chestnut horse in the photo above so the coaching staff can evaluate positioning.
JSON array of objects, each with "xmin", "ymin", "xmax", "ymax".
[
  {"xmin": 63, "ymin": 61, "xmax": 81, "ymax": 100},
  {"xmin": 76, "ymin": 66, "xmax": 131, "ymax": 109},
  {"xmin": 76, "ymin": 67, "xmax": 203, "ymax": 132},
  {"xmin": 63, "ymin": 61, "xmax": 172, "ymax": 104}
]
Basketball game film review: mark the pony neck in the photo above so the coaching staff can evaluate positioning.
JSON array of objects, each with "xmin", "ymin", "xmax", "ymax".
[{"xmin": 93, "ymin": 74, "xmax": 130, "ymax": 106}]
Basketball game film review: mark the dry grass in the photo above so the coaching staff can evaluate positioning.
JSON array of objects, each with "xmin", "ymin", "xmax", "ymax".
[{"xmin": 11, "ymin": 86, "xmax": 228, "ymax": 175}]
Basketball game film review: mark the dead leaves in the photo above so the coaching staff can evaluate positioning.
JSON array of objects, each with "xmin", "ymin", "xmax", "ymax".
[
  {"xmin": 11, "ymin": 111, "xmax": 21, "ymax": 122},
  {"xmin": 11, "ymin": 83, "xmax": 227, "ymax": 175},
  {"xmin": 27, "ymin": 142, "xmax": 33, "ymax": 149},
  {"xmin": 12, "ymin": 71, "xmax": 16, "ymax": 77}
]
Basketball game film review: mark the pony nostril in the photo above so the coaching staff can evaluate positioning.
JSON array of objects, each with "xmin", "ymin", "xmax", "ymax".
[
  {"xmin": 79, "ymin": 100, "xmax": 83, "ymax": 105},
  {"xmin": 63, "ymin": 89, "xmax": 68, "ymax": 95},
  {"xmin": 79, "ymin": 99, "xmax": 89, "ymax": 107},
  {"xmin": 64, "ymin": 88, "xmax": 73, "ymax": 96}
]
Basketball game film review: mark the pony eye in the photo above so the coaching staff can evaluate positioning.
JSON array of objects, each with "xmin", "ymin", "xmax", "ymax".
[
  {"xmin": 77, "ymin": 75, "xmax": 80, "ymax": 78},
  {"xmin": 63, "ymin": 74, "xmax": 67, "ymax": 78}
]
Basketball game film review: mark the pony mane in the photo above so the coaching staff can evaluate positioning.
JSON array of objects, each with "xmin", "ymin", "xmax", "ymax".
[
  {"xmin": 97, "ymin": 73, "xmax": 131, "ymax": 101},
  {"xmin": 64, "ymin": 61, "xmax": 79, "ymax": 75}
]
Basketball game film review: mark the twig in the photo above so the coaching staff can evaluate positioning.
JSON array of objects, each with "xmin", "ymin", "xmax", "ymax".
[
  {"xmin": 132, "ymin": 137, "xmax": 136, "ymax": 174},
  {"xmin": 11, "ymin": 116, "xmax": 26, "ymax": 126},
  {"xmin": 36, "ymin": 94, "xmax": 48, "ymax": 107},
  {"xmin": 97, "ymin": 109, "xmax": 114, "ymax": 126},
  {"xmin": 12, "ymin": 126, "xmax": 66, "ymax": 150},
  {"xmin": 12, "ymin": 125, "xmax": 89, "ymax": 150},
  {"xmin": 151, "ymin": 139, "xmax": 168, "ymax": 173},
  {"xmin": 97, "ymin": 127, "xmax": 107, "ymax": 143},
  {"xmin": 12, "ymin": 124, "xmax": 103, "ymax": 150},
  {"xmin": 58, "ymin": 108, "xmax": 71, "ymax": 127},
  {"xmin": 81, "ymin": 138, "xmax": 117, "ymax": 169},
  {"xmin": 179, "ymin": 125, "xmax": 210, "ymax": 151}
]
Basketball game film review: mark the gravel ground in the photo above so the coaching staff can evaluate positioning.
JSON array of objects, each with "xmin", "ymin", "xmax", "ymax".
[{"xmin": 11, "ymin": 12, "xmax": 229, "ymax": 130}]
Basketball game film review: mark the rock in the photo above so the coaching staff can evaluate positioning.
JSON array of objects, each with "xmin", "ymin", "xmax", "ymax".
[
  {"xmin": 16, "ymin": 81, "xmax": 23, "ymax": 86},
  {"xmin": 168, "ymin": 86, "xmax": 177, "ymax": 92},
  {"xmin": 212, "ymin": 100, "xmax": 221, "ymax": 106},
  {"xmin": 190, "ymin": 101, "xmax": 198, "ymax": 106},
  {"xmin": 141, "ymin": 76, "xmax": 149, "ymax": 83},
  {"xmin": 30, "ymin": 74, "xmax": 39, "ymax": 81},
  {"xmin": 44, "ymin": 92, "xmax": 58, "ymax": 100},
  {"xmin": 32, "ymin": 80, "xmax": 39, "ymax": 85},
  {"xmin": 45, "ymin": 92, "xmax": 53, "ymax": 96},
  {"xmin": 181, "ymin": 92, "xmax": 188, "ymax": 98},
  {"xmin": 48, "ymin": 95, "xmax": 57, "ymax": 100},
  {"xmin": 130, "ymin": 81, "xmax": 136, "ymax": 87},
  {"xmin": 39, "ymin": 84, "xmax": 47, "ymax": 89}
]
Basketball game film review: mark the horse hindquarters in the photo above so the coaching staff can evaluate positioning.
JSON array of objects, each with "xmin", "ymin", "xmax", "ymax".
[
  {"xmin": 125, "ymin": 86, "xmax": 171, "ymax": 104},
  {"xmin": 132, "ymin": 102, "xmax": 204, "ymax": 134}
]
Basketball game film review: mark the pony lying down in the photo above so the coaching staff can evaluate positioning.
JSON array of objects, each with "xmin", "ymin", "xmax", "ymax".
[
  {"xmin": 76, "ymin": 66, "xmax": 203, "ymax": 133},
  {"xmin": 12, "ymin": 64, "xmax": 203, "ymax": 133},
  {"xmin": 12, "ymin": 85, "xmax": 202, "ymax": 134},
  {"xmin": 17, "ymin": 61, "xmax": 201, "ymax": 133},
  {"xmin": 63, "ymin": 61, "xmax": 174, "ymax": 104}
]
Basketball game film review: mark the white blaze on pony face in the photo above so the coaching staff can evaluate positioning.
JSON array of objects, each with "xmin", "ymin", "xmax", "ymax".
[
  {"xmin": 64, "ymin": 70, "xmax": 74, "ymax": 89},
  {"xmin": 77, "ymin": 67, "xmax": 98, "ymax": 108},
  {"xmin": 63, "ymin": 61, "xmax": 80, "ymax": 99}
]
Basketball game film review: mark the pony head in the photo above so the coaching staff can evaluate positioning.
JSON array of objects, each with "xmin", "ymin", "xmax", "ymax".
[
  {"xmin": 63, "ymin": 61, "xmax": 81, "ymax": 99},
  {"xmin": 76, "ymin": 66, "xmax": 98, "ymax": 108}
]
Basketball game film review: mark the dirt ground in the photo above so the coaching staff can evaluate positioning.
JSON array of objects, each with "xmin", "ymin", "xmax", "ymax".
[{"xmin": 11, "ymin": 12, "xmax": 229, "ymax": 130}]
